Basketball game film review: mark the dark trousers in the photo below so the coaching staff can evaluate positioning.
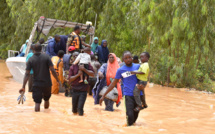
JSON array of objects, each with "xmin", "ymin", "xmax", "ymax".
[
  {"xmin": 133, "ymin": 87, "xmax": 147, "ymax": 107},
  {"xmin": 104, "ymin": 98, "xmax": 114, "ymax": 111},
  {"xmin": 124, "ymin": 95, "xmax": 143, "ymax": 126},
  {"xmin": 32, "ymin": 86, "xmax": 51, "ymax": 103},
  {"xmin": 28, "ymin": 74, "xmax": 33, "ymax": 92},
  {"xmin": 133, "ymin": 81, "xmax": 147, "ymax": 107},
  {"xmin": 72, "ymin": 91, "xmax": 87, "ymax": 115}
]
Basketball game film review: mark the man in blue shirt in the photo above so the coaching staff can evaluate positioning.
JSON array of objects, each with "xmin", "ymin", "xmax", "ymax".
[
  {"xmin": 46, "ymin": 35, "xmax": 61, "ymax": 57},
  {"xmin": 99, "ymin": 51, "xmax": 143, "ymax": 126},
  {"xmin": 54, "ymin": 35, "xmax": 68, "ymax": 54}
]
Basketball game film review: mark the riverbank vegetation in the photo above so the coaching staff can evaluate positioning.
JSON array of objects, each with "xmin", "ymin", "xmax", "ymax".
[{"xmin": 1, "ymin": 0, "xmax": 215, "ymax": 91}]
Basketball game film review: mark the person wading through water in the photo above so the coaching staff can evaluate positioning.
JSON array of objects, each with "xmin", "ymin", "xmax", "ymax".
[
  {"xmin": 19, "ymin": 43, "xmax": 60, "ymax": 112},
  {"xmin": 51, "ymin": 50, "xmax": 65, "ymax": 94},
  {"xmin": 99, "ymin": 51, "xmax": 143, "ymax": 126},
  {"xmin": 69, "ymin": 57, "xmax": 94, "ymax": 116}
]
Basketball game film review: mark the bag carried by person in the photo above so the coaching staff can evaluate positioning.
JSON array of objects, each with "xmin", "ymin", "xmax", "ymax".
[{"xmin": 99, "ymin": 86, "xmax": 118, "ymax": 101}]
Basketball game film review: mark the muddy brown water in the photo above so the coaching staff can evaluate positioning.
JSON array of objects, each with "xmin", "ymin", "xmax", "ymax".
[{"xmin": 0, "ymin": 60, "xmax": 215, "ymax": 134}]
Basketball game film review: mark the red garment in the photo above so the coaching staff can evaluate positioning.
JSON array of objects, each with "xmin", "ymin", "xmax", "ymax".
[{"xmin": 106, "ymin": 53, "xmax": 122, "ymax": 104}]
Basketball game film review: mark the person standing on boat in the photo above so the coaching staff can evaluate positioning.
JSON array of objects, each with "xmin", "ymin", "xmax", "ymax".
[
  {"xmin": 67, "ymin": 26, "xmax": 83, "ymax": 53},
  {"xmin": 19, "ymin": 43, "xmax": 60, "ymax": 112},
  {"xmin": 46, "ymin": 35, "xmax": 61, "ymax": 57},
  {"xmin": 54, "ymin": 35, "xmax": 68, "ymax": 54},
  {"xmin": 96, "ymin": 40, "xmax": 109, "ymax": 64},
  {"xmin": 91, "ymin": 37, "xmax": 99, "ymax": 54}
]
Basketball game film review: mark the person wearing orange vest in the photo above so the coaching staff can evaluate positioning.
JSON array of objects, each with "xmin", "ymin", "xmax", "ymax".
[
  {"xmin": 66, "ymin": 26, "xmax": 82, "ymax": 53},
  {"xmin": 51, "ymin": 50, "xmax": 65, "ymax": 94}
]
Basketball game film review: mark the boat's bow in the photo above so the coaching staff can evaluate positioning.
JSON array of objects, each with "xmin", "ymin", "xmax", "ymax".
[{"xmin": 6, "ymin": 57, "xmax": 26, "ymax": 83}]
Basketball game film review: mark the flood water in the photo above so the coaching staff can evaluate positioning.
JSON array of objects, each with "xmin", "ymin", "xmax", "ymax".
[{"xmin": 0, "ymin": 60, "xmax": 215, "ymax": 134}]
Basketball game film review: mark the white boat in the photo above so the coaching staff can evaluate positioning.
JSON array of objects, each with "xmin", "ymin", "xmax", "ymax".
[
  {"xmin": 6, "ymin": 57, "xmax": 26, "ymax": 83},
  {"xmin": 6, "ymin": 16, "xmax": 95, "ymax": 83}
]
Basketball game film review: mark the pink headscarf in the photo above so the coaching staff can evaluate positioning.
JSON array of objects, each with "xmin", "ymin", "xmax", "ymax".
[{"xmin": 106, "ymin": 53, "xmax": 122, "ymax": 104}]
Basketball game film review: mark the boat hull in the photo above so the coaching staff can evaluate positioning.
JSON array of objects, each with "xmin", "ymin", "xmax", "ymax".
[{"xmin": 6, "ymin": 57, "xmax": 26, "ymax": 83}]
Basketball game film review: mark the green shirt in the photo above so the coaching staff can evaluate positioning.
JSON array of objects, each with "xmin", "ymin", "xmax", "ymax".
[{"xmin": 136, "ymin": 62, "xmax": 149, "ymax": 81}]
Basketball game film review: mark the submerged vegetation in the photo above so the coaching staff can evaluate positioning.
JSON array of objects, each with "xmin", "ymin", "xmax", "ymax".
[{"xmin": 1, "ymin": 0, "xmax": 215, "ymax": 91}]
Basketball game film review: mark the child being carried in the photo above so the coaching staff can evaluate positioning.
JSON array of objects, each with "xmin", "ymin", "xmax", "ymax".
[
  {"xmin": 73, "ymin": 47, "xmax": 91, "ymax": 84},
  {"xmin": 131, "ymin": 52, "xmax": 150, "ymax": 112}
]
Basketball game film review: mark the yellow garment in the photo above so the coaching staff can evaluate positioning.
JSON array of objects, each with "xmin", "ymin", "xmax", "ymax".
[
  {"xmin": 136, "ymin": 62, "xmax": 150, "ymax": 81},
  {"xmin": 51, "ymin": 56, "xmax": 64, "ymax": 94}
]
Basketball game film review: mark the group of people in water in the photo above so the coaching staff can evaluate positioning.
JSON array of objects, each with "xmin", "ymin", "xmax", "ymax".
[{"xmin": 18, "ymin": 25, "xmax": 150, "ymax": 126}]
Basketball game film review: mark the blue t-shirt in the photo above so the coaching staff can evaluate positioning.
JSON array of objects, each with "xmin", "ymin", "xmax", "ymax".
[
  {"xmin": 26, "ymin": 52, "xmax": 34, "ymax": 74},
  {"xmin": 115, "ymin": 63, "xmax": 143, "ymax": 96}
]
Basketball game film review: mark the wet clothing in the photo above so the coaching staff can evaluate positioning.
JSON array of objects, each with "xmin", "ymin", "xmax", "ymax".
[
  {"xmin": 93, "ymin": 57, "xmax": 121, "ymax": 111},
  {"xmin": 124, "ymin": 95, "xmax": 143, "ymax": 126},
  {"xmin": 28, "ymin": 74, "xmax": 33, "ymax": 92},
  {"xmin": 50, "ymin": 56, "xmax": 64, "ymax": 94},
  {"xmin": 69, "ymin": 64, "xmax": 94, "ymax": 92},
  {"xmin": 115, "ymin": 63, "xmax": 142, "ymax": 96},
  {"xmin": 114, "ymin": 63, "xmax": 144, "ymax": 126},
  {"xmin": 32, "ymin": 86, "xmax": 51, "ymax": 103},
  {"xmin": 134, "ymin": 62, "xmax": 149, "ymax": 107},
  {"xmin": 72, "ymin": 91, "xmax": 87, "ymax": 115},
  {"xmin": 104, "ymin": 98, "xmax": 114, "ymax": 111},
  {"xmin": 96, "ymin": 40, "xmax": 109, "ymax": 64},
  {"xmin": 106, "ymin": 53, "xmax": 122, "ymax": 104},
  {"xmin": 69, "ymin": 64, "xmax": 93, "ymax": 115},
  {"xmin": 136, "ymin": 62, "xmax": 150, "ymax": 81},
  {"xmin": 46, "ymin": 38, "xmax": 59, "ymax": 57},
  {"xmin": 133, "ymin": 81, "xmax": 147, "ymax": 107},
  {"xmin": 26, "ymin": 53, "xmax": 53, "ymax": 87}
]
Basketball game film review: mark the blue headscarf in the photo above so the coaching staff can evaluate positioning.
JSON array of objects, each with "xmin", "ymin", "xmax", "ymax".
[{"xmin": 96, "ymin": 40, "xmax": 109, "ymax": 64}]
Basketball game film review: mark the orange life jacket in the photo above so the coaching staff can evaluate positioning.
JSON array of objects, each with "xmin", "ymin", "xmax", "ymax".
[{"xmin": 70, "ymin": 32, "xmax": 81, "ymax": 49}]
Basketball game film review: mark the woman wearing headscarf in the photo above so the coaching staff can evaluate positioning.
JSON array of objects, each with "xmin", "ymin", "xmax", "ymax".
[
  {"xmin": 93, "ymin": 53, "xmax": 122, "ymax": 111},
  {"xmin": 96, "ymin": 40, "xmax": 109, "ymax": 64},
  {"xmin": 91, "ymin": 37, "xmax": 99, "ymax": 53}
]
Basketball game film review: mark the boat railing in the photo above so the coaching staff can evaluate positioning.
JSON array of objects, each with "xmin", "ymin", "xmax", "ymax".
[{"xmin": 8, "ymin": 50, "xmax": 19, "ymax": 58}]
